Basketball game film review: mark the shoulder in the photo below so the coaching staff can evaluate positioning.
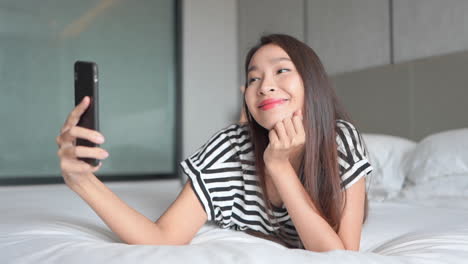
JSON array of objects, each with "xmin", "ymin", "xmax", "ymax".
[
  {"xmin": 336, "ymin": 119, "xmax": 358, "ymax": 134},
  {"xmin": 183, "ymin": 123, "xmax": 251, "ymax": 169},
  {"xmin": 335, "ymin": 119, "xmax": 369, "ymax": 163},
  {"xmin": 200, "ymin": 123, "xmax": 250, "ymax": 152},
  {"xmin": 211, "ymin": 123, "xmax": 249, "ymax": 141},
  {"xmin": 335, "ymin": 119, "xmax": 363, "ymax": 152},
  {"xmin": 220, "ymin": 123, "xmax": 250, "ymax": 142},
  {"xmin": 334, "ymin": 119, "xmax": 373, "ymax": 189}
]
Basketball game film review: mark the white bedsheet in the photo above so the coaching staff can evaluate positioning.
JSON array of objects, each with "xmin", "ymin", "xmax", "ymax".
[{"xmin": 1, "ymin": 179, "xmax": 468, "ymax": 264}]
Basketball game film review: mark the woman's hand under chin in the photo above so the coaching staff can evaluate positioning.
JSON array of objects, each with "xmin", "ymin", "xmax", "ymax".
[{"xmin": 263, "ymin": 109, "xmax": 305, "ymax": 170}]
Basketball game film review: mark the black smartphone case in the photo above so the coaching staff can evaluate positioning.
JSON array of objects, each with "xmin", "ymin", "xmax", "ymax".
[{"xmin": 74, "ymin": 61, "xmax": 100, "ymax": 167}]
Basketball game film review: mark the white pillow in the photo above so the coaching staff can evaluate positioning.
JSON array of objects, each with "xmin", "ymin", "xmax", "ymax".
[
  {"xmin": 404, "ymin": 128, "xmax": 468, "ymax": 185},
  {"xmin": 361, "ymin": 133, "xmax": 417, "ymax": 201},
  {"xmin": 399, "ymin": 174, "xmax": 468, "ymax": 200}
]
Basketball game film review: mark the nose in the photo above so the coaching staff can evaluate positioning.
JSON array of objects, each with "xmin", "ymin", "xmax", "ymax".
[{"xmin": 258, "ymin": 77, "xmax": 276, "ymax": 96}]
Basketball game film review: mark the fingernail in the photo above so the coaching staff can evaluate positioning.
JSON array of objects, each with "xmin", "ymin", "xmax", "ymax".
[
  {"xmin": 95, "ymin": 136, "xmax": 105, "ymax": 143},
  {"xmin": 103, "ymin": 151, "xmax": 109, "ymax": 158}
]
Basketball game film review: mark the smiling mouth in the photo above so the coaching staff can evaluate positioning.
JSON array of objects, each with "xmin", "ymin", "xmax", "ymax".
[{"xmin": 259, "ymin": 99, "xmax": 288, "ymax": 110}]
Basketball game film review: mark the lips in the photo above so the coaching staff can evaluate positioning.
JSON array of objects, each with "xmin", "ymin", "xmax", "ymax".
[{"xmin": 258, "ymin": 98, "xmax": 288, "ymax": 110}]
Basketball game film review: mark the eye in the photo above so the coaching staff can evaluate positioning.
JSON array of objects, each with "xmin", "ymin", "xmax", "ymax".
[
  {"xmin": 248, "ymin": 77, "xmax": 260, "ymax": 85},
  {"xmin": 277, "ymin": 68, "xmax": 290, "ymax": 74}
]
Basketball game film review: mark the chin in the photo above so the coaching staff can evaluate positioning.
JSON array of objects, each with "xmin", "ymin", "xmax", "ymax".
[
  {"xmin": 250, "ymin": 109, "xmax": 295, "ymax": 130},
  {"xmin": 260, "ymin": 122, "xmax": 275, "ymax": 131},
  {"xmin": 255, "ymin": 115, "xmax": 290, "ymax": 131}
]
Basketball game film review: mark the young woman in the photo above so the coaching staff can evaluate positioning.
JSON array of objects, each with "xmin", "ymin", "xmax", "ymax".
[{"xmin": 56, "ymin": 34, "xmax": 373, "ymax": 252}]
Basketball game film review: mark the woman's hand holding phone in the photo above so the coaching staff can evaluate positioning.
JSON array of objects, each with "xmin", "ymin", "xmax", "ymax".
[{"xmin": 56, "ymin": 96, "xmax": 109, "ymax": 188}]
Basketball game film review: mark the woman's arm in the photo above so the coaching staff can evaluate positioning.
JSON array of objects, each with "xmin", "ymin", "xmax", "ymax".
[
  {"xmin": 57, "ymin": 96, "xmax": 207, "ymax": 245},
  {"xmin": 263, "ymin": 112, "xmax": 364, "ymax": 251},
  {"xmin": 154, "ymin": 180, "xmax": 208, "ymax": 245},
  {"xmin": 266, "ymin": 162, "xmax": 345, "ymax": 251},
  {"xmin": 266, "ymin": 162, "xmax": 364, "ymax": 252},
  {"xmin": 70, "ymin": 176, "xmax": 207, "ymax": 245},
  {"xmin": 337, "ymin": 177, "xmax": 366, "ymax": 251}
]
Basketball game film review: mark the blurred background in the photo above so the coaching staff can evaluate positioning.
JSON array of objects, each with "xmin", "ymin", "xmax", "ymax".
[
  {"xmin": 1, "ymin": 0, "xmax": 467, "ymax": 184},
  {"xmin": 0, "ymin": 0, "xmax": 179, "ymax": 184}
]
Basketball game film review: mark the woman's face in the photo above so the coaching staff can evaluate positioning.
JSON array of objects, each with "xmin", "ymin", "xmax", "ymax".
[{"xmin": 245, "ymin": 44, "xmax": 305, "ymax": 130}]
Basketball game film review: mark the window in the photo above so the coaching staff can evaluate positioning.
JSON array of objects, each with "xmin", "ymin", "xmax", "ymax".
[{"xmin": 0, "ymin": 0, "xmax": 181, "ymax": 184}]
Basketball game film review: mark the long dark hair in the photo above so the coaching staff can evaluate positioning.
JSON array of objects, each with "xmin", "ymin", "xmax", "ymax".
[{"xmin": 243, "ymin": 34, "xmax": 369, "ymax": 238}]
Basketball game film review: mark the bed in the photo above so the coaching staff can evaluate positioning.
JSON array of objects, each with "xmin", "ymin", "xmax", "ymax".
[{"xmin": 1, "ymin": 128, "xmax": 468, "ymax": 264}]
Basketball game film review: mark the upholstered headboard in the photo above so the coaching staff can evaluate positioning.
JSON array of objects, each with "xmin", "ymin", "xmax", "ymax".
[{"xmin": 331, "ymin": 50, "xmax": 468, "ymax": 141}]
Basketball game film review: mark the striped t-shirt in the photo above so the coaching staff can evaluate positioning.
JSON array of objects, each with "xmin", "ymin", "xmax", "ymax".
[{"xmin": 180, "ymin": 119, "xmax": 373, "ymax": 249}]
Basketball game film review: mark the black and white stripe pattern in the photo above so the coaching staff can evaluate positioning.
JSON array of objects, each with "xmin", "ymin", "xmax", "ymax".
[
  {"xmin": 335, "ymin": 120, "xmax": 374, "ymax": 189},
  {"xmin": 180, "ymin": 119, "xmax": 373, "ymax": 249}
]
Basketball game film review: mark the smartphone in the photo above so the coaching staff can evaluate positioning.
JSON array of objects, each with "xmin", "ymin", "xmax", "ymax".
[{"xmin": 74, "ymin": 61, "xmax": 100, "ymax": 167}]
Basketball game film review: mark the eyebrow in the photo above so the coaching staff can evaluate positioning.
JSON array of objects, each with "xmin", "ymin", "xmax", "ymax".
[{"xmin": 247, "ymin": 57, "xmax": 291, "ymax": 73}]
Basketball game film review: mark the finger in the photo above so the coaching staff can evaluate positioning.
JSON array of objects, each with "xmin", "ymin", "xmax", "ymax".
[
  {"xmin": 74, "ymin": 146, "xmax": 109, "ymax": 160},
  {"xmin": 59, "ymin": 145, "xmax": 108, "ymax": 160},
  {"xmin": 292, "ymin": 115, "xmax": 305, "ymax": 138},
  {"xmin": 62, "ymin": 96, "xmax": 90, "ymax": 132},
  {"xmin": 68, "ymin": 126, "xmax": 105, "ymax": 144},
  {"xmin": 91, "ymin": 162, "xmax": 103, "ymax": 173},
  {"xmin": 268, "ymin": 129, "xmax": 279, "ymax": 144},
  {"xmin": 58, "ymin": 125, "xmax": 103, "ymax": 148},
  {"xmin": 274, "ymin": 121, "xmax": 288, "ymax": 143},
  {"xmin": 57, "ymin": 144, "xmax": 72, "ymax": 159},
  {"xmin": 56, "ymin": 135, "xmax": 62, "ymax": 147},
  {"xmin": 57, "ymin": 130, "xmax": 75, "ymax": 148},
  {"xmin": 293, "ymin": 109, "xmax": 303, "ymax": 119},
  {"xmin": 283, "ymin": 117, "xmax": 296, "ymax": 138}
]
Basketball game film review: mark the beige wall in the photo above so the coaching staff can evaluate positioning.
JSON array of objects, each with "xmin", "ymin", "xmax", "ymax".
[{"xmin": 181, "ymin": 0, "xmax": 238, "ymax": 182}]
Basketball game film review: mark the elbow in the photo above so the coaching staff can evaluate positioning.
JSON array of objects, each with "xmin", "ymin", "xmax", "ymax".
[
  {"xmin": 126, "ymin": 238, "xmax": 162, "ymax": 246},
  {"xmin": 127, "ymin": 240, "xmax": 188, "ymax": 246},
  {"xmin": 304, "ymin": 240, "xmax": 346, "ymax": 252},
  {"xmin": 124, "ymin": 225, "xmax": 194, "ymax": 246},
  {"xmin": 344, "ymin": 245, "xmax": 360, "ymax": 251},
  {"xmin": 308, "ymin": 245, "xmax": 345, "ymax": 253},
  {"xmin": 126, "ymin": 236, "xmax": 191, "ymax": 246},
  {"xmin": 342, "ymin": 240, "xmax": 360, "ymax": 251}
]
